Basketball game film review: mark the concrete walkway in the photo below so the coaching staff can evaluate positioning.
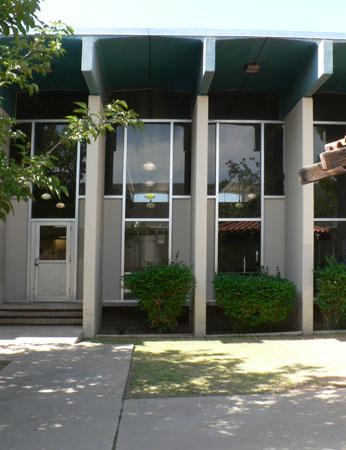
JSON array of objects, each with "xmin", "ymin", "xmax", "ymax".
[
  {"xmin": 0, "ymin": 326, "xmax": 133, "ymax": 450},
  {"xmin": 117, "ymin": 390, "xmax": 346, "ymax": 450}
]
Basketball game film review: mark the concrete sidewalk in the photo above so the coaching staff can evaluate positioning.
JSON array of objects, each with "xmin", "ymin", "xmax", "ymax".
[
  {"xmin": 117, "ymin": 389, "xmax": 346, "ymax": 450},
  {"xmin": 0, "ymin": 326, "xmax": 133, "ymax": 450}
]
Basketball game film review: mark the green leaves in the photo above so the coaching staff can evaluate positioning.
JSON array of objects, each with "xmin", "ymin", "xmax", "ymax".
[
  {"xmin": 214, "ymin": 271, "xmax": 296, "ymax": 332},
  {"xmin": 124, "ymin": 260, "xmax": 195, "ymax": 332},
  {"xmin": 315, "ymin": 257, "xmax": 346, "ymax": 329}
]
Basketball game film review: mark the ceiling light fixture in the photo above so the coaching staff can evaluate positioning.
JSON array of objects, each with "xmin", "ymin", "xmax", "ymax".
[{"xmin": 142, "ymin": 161, "xmax": 156, "ymax": 171}]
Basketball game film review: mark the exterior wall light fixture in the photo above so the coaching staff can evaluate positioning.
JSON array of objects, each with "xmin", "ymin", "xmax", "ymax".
[{"xmin": 246, "ymin": 63, "xmax": 260, "ymax": 73}]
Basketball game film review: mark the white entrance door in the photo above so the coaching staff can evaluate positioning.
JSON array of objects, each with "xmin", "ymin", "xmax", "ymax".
[{"xmin": 32, "ymin": 222, "xmax": 72, "ymax": 302}]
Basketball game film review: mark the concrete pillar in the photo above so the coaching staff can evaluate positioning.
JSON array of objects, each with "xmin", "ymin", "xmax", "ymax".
[
  {"xmin": 82, "ymin": 96, "xmax": 105, "ymax": 337},
  {"xmin": 0, "ymin": 106, "xmax": 9, "ymax": 303},
  {"xmin": 191, "ymin": 96, "xmax": 208, "ymax": 337},
  {"xmin": 284, "ymin": 98, "xmax": 314, "ymax": 334}
]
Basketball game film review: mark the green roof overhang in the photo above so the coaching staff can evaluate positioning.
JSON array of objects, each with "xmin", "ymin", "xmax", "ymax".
[{"xmin": 5, "ymin": 31, "xmax": 346, "ymax": 119}]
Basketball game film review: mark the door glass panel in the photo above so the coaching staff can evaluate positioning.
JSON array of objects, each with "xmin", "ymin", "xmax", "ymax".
[{"xmin": 39, "ymin": 226, "xmax": 67, "ymax": 261}]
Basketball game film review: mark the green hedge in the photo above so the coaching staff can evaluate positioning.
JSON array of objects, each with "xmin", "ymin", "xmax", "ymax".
[
  {"xmin": 214, "ymin": 271, "xmax": 296, "ymax": 332},
  {"xmin": 315, "ymin": 257, "xmax": 346, "ymax": 329},
  {"xmin": 123, "ymin": 260, "xmax": 195, "ymax": 333}
]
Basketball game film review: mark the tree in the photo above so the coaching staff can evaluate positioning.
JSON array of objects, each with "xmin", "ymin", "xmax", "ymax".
[{"xmin": 0, "ymin": 0, "xmax": 142, "ymax": 221}]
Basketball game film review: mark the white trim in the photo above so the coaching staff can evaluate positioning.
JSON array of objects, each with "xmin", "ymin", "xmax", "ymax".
[
  {"xmin": 172, "ymin": 195, "xmax": 192, "ymax": 199},
  {"xmin": 208, "ymin": 120, "xmax": 284, "ymax": 124},
  {"xmin": 31, "ymin": 218, "xmax": 76, "ymax": 222},
  {"xmin": 260, "ymin": 122, "xmax": 264, "ymax": 267},
  {"xmin": 168, "ymin": 122, "xmax": 174, "ymax": 261},
  {"xmin": 214, "ymin": 123, "xmax": 220, "ymax": 274},
  {"xmin": 141, "ymin": 119, "xmax": 192, "ymax": 123},
  {"xmin": 218, "ymin": 218, "xmax": 262, "ymax": 222},
  {"xmin": 264, "ymin": 195, "xmax": 286, "ymax": 199},
  {"xmin": 314, "ymin": 121, "xmax": 346, "ymax": 125},
  {"xmin": 314, "ymin": 218, "xmax": 346, "ymax": 221},
  {"xmin": 207, "ymin": 195, "xmax": 217, "ymax": 199},
  {"xmin": 19, "ymin": 119, "xmax": 69, "ymax": 123},
  {"xmin": 78, "ymin": 195, "xmax": 86, "ymax": 199},
  {"xmin": 124, "ymin": 218, "xmax": 170, "ymax": 222},
  {"xmin": 104, "ymin": 195, "xmax": 123, "ymax": 199},
  {"xmin": 120, "ymin": 127, "xmax": 127, "ymax": 301}
]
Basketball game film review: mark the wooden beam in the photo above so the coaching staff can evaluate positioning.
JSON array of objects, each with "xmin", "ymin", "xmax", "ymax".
[
  {"xmin": 320, "ymin": 147, "xmax": 346, "ymax": 170},
  {"xmin": 298, "ymin": 162, "xmax": 346, "ymax": 185}
]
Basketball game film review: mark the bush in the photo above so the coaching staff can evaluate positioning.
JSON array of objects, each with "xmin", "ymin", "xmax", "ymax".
[
  {"xmin": 213, "ymin": 270, "xmax": 296, "ymax": 332},
  {"xmin": 315, "ymin": 257, "xmax": 346, "ymax": 329},
  {"xmin": 123, "ymin": 260, "xmax": 195, "ymax": 333}
]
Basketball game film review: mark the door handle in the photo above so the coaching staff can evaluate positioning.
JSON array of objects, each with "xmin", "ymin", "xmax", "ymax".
[{"xmin": 34, "ymin": 258, "xmax": 39, "ymax": 267}]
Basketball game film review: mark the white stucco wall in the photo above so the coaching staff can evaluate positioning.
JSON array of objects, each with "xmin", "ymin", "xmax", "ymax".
[{"xmin": 4, "ymin": 201, "xmax": 29, "ymax": 301}]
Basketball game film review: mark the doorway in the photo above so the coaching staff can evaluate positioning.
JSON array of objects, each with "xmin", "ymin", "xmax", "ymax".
[{"xmin": 30, "ymin": 222, "xmax": 75, "ymax": 302}]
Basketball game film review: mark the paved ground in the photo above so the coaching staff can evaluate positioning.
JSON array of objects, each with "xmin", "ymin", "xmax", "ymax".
[
  {"xmin": 2, "ymin": 328, "xmax": 346, "ymax": 450},
  {"xmin": 0, "ymin": 326, "xmax": 133, "ymax": 450},
  {"xmin": 117, "ymin": 390, "xmax": 346, "ymax": 450}
]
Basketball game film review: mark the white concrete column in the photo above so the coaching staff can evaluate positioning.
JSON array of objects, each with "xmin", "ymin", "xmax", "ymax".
[
  {"xmin": 0, "ymin": 106, "xmax": 9, "ymax": 303},
  {"xmin": 284, "ymin": 97, "xmax": 314, "ymax": 334},
  {"xmin": 191, "ymin": 96, "xmax": 208, "ymax": 337},
  {"xmin": 83, "ymin": 96, "xmax": 105, "ymax": 338}
]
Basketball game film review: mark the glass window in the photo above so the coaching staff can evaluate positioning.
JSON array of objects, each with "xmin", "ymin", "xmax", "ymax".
[
  {"xmin": 32, "ymin": 123, "xmax": 77, "ymax": 219},
  {"xmin": 314, "ymin": 221, "xmax": 346, "ymax": 268},
  {"xmin": 264, "ymin": 124, "xmax": 284, "ymax": 195},
  {"xmin": 219, "ymin": 124, "xmax": 261, "ymax": 218},
  {"xmin": 126, "ymin": 124, "xmax": 170, "ymax": 218},
  {"xmin": 125, "ymin": 221, "xmax": 169, "ymax": 272},
  {"xmin": 9, "ymin": 123, "xmax": 32, "ymax": 163},
  {"xmin": 79, "ymin": 142, "xmax": 86, "ymax": 196},
  {"xmin": 105, "ymin": 127, "xmax": 124, "ymax": 195},
  {"xmin": 173, "ymin": 123, "xmax": 191, "ymax": 195},
  {"xmin": 218, "ymin": 221, "xmax": 260, "ymax": 272},
  {"xmin": 314, "ymin": 125, "xmax": 346, "ymax": 218},
  {"xmin": 208, "ymin": 124, "xmax": 216, "ymax": 195}
]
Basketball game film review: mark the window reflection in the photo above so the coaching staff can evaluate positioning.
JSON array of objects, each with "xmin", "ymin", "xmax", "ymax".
[
  {"xmin": 126, "ymin": 124, "xmax": 170, "ymax": 218},
  {"xmin": 105, "ymin": 126, "xmax": 124, "ymax": 195},
  {"xmin": 314, "ymin": 221, "xmax": 346, "ymax": 268},
  {"xmin": 314, "ymin": 125, "xmax": 346, "ymax": 218},
  {"xmin": 218, "ymin": 221, "xmax": 260, "ymax": 272},
  {"xmin": 32, "ymin": 123, "xmax": 77, "ymax": 219},
  {"xmin": 125, "ymin": 221, "xmax": 169, "ymax": 272},
  {"xmin": 264, "ymin": 124, "xmax": 284, "ymax": 195},
  {"xmin": 219, "ymin": 124, "xmax": 261, "ymax": 218}
]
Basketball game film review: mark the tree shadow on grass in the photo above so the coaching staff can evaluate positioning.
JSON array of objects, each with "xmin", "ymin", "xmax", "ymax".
[{"xmin": 126, "ymin": 349, "xmax": 325, "ymax": 399}]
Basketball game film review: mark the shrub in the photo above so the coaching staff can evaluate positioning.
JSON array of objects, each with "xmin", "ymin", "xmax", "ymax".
[
  {"xmin": 315, "ymin": 257, "xmax": 346, "ymax": 329},
  {"xmin": 213, "ymin": 270, "xmax": 296, "ymax": 332},
  {"xmin": 123, "ymin": 260, "xmax": 195, "ymax": 333}
]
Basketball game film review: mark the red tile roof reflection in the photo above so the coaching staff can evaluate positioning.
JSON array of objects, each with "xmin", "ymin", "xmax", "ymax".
[
  {"xmin": 218, "ymin": 222, "xmax": 332, "ymax": 234},
  {"xmin": 314, "ymin": 225, "xmax": 330, "ymax": 234},
  {"xmin": 218, "ymin": 221, "xmax": 260, "ymax": 232}
]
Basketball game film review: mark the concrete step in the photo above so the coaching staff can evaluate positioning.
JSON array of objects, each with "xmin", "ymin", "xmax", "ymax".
[
  {"xmin": 0, "ymin": 318, "xmax": 82, "ymax": 325},
  {"xmin": 0, "ymin": 303, "xmax": 82, "ymax": 311},
  {"xmin": 0, "ymin": 310, "xmax": 82, "ymax": 318}
]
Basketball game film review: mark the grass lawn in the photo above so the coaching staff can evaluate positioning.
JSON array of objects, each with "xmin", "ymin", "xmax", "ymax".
[{"xmin": 91, "ymin": 335, "xmax": 346, "ymax": 398}]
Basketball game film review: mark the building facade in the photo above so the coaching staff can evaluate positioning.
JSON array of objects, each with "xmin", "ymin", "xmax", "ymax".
[{"xmin": 2, "ymin": 30, "xmax": 346, "ymax": 336}]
